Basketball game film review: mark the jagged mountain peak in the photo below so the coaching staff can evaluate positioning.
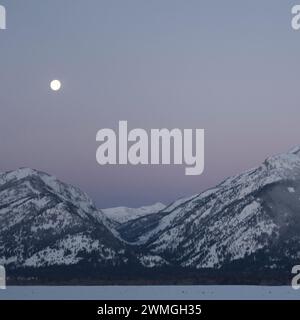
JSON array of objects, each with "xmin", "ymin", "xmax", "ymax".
[{"xmin": 0, "ymin": 168, "xmax": 96, "ymax": 215}]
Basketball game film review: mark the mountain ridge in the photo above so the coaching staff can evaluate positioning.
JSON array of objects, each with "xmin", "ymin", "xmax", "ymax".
[{"xmin": 116, "ymin": 147, "xmax": 300, "ymax": 270}]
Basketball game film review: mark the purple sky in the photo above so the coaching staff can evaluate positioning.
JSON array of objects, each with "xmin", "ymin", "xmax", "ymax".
[{"xmin": 1, "ymin": 0, "xmax": 300, "ymax": 208}]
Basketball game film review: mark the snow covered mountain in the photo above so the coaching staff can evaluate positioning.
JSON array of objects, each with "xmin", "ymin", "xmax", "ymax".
[
  {"xmin": 117, "ymin": 147, "xmax": 300, "ymax": 271},
  {"xmin": 102, "ymin": 203, "xmax": 165, "ymax": 225},
  {"xmin": 0, "ymin": 168, "xmax": 131, "ymax": 269},
  {"xmin": 2, "ymin": 146, "xmax": 300, "ymax": 282}
]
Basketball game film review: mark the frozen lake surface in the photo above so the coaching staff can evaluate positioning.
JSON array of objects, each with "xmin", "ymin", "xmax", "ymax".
[{"xmin": 0, "ymin": 286, "xmax": 300, "ymax": 300}]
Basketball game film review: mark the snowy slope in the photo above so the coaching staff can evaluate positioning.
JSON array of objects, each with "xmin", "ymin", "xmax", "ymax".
[
  {"xmin": 117, "ymin": 147, "xmax": 300, "ymax": 270},
  {"xmin": 102, "ymin": 203, "xmax": 165, "ymax": 225},
  {"xmin": 0, "ymin": 168, "xmax": 130, "ymax": 268}
]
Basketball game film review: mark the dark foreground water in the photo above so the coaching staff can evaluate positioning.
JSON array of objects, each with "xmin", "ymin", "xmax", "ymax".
[{"xmin": 0, "ymin": 286, "xmax": 299, "ymax": 300}]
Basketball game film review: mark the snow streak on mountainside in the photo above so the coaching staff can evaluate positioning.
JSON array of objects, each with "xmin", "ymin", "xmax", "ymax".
[
  {"xmin": 0, "ymin": 168, "xmax": 130, "ymax": 268},
  {"xmin": 117, "ymin": 147, "xmax": 300, "ymax": 270}
]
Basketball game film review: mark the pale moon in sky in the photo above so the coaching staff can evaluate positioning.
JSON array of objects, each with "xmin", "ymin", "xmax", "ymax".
[{"xmin": 50, "ymin": 80, "xmax": 62, "ymax": 91}]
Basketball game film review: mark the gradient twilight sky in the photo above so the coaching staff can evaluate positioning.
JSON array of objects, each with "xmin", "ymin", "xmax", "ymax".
[{"xmin": 1, "ymin": 0, "xmax": 300, "ymax": 208}]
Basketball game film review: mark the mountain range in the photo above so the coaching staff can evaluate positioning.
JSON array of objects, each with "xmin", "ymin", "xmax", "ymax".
[{"xmin": 1, "ymin": 147, "xmax": 300, "ymax": 284}]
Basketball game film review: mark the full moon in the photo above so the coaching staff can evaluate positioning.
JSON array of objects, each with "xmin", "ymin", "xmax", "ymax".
[{"xmin": 50, "ymin": 80, "xmax": 61, "ymax": 91}]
